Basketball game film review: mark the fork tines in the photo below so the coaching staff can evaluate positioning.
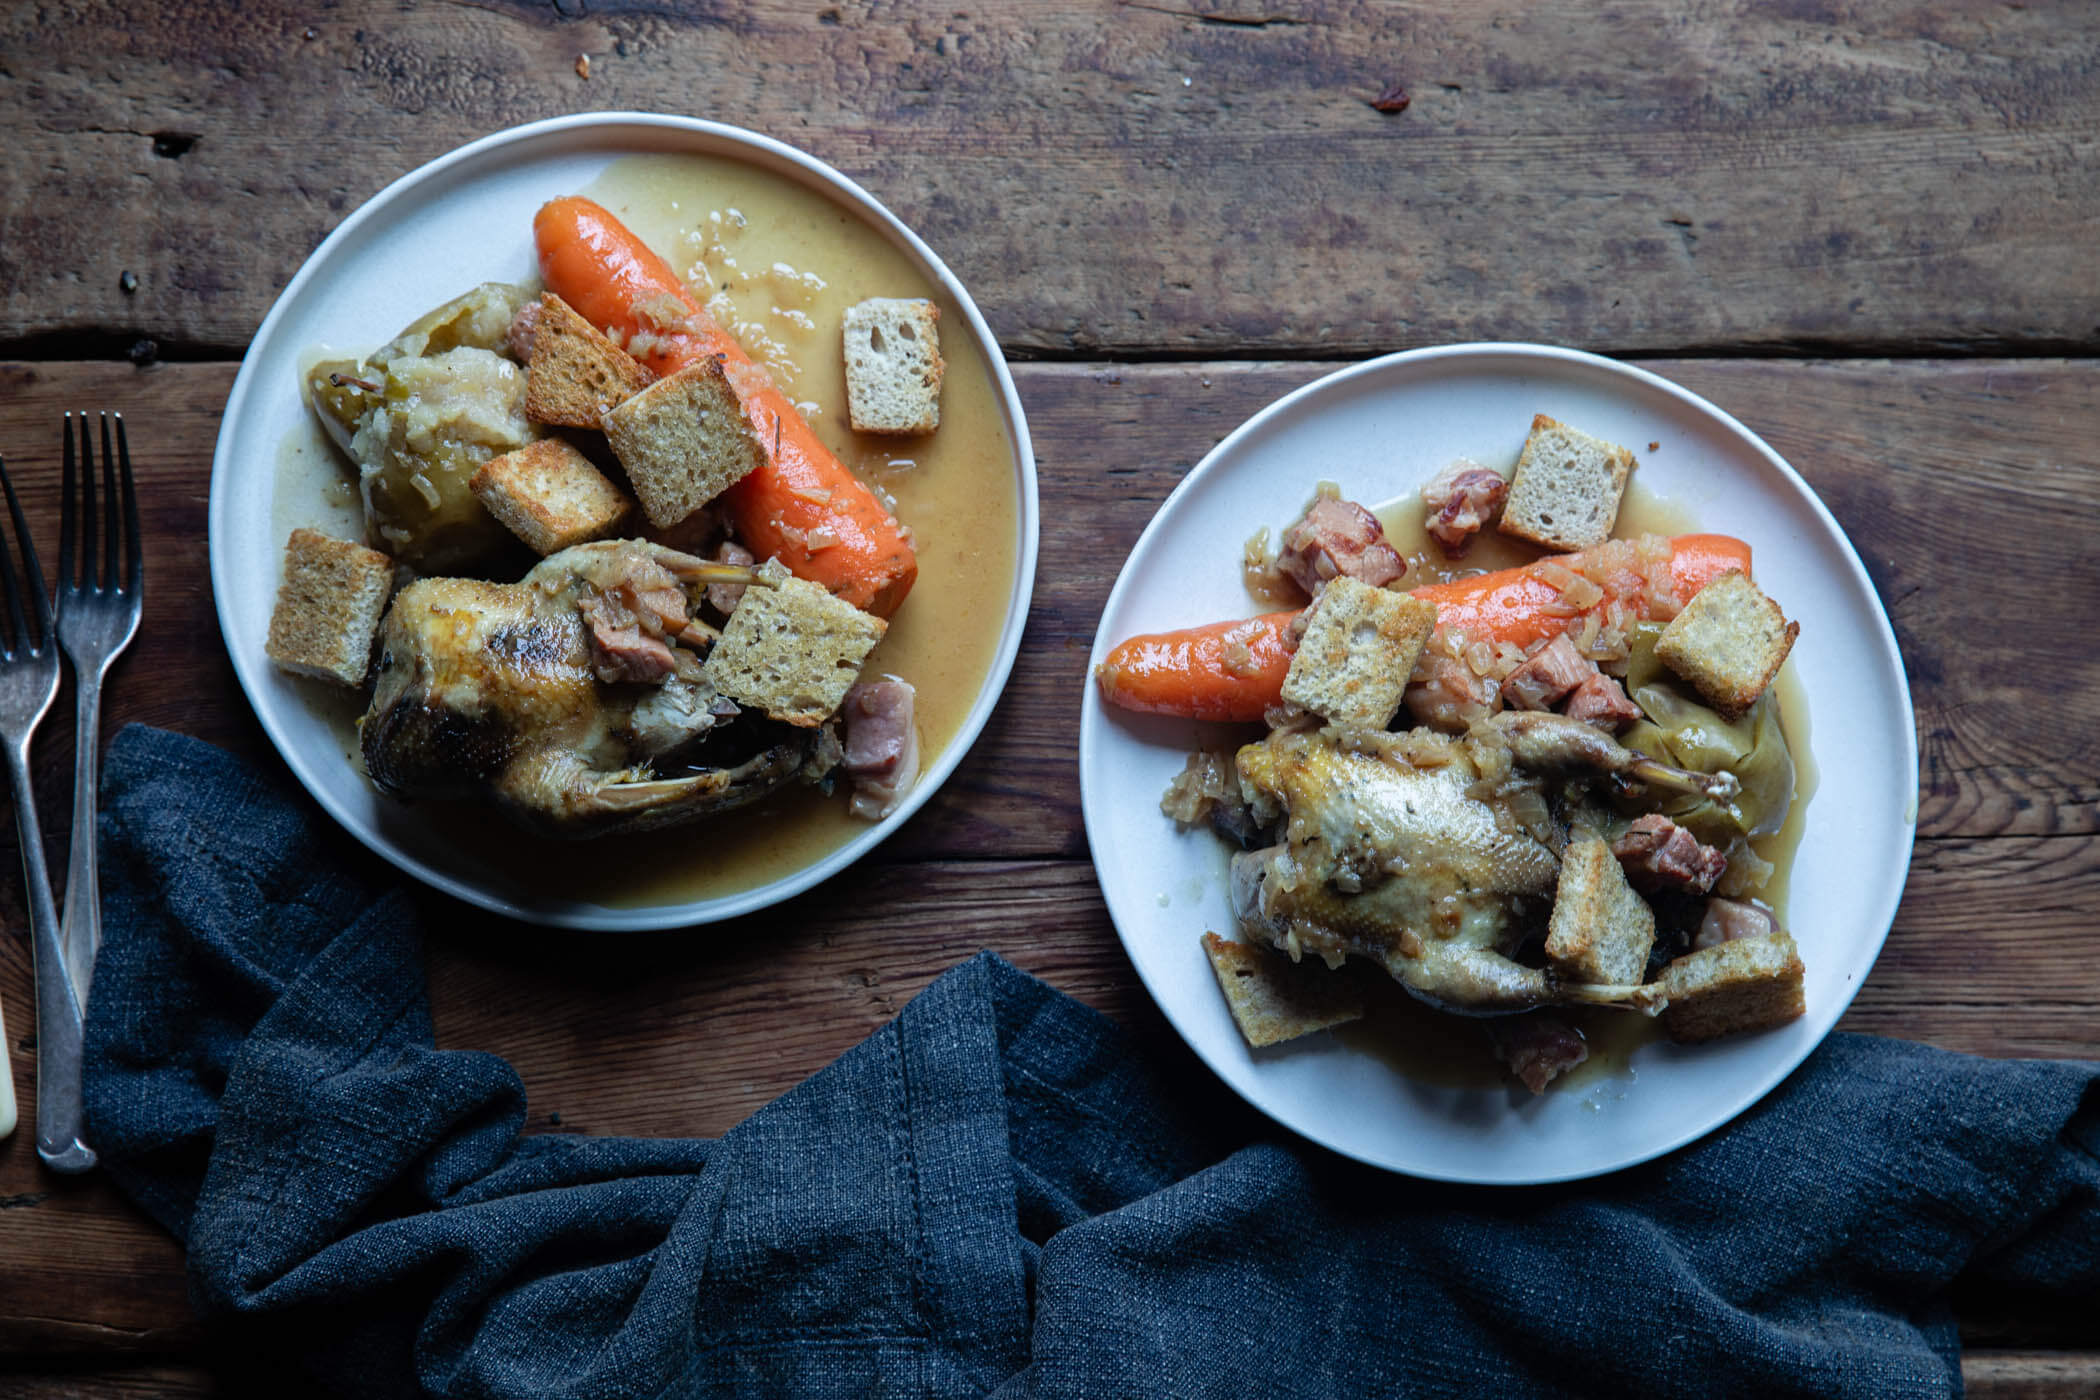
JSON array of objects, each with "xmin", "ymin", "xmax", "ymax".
[
  {"xmin": 62, "ymin": 412, "xmax": 141, "ymax": 598},
  {"xmin": 0, "ymin": 454, "xmax": 55, "ymax": 660}
]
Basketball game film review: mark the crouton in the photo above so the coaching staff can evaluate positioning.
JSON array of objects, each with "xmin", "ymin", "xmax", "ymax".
[
  {"xmin": 1279, "ymin": 577, "xmax": 1437, "ymax": 730},
  {"xmin": 1202, "ymin": 932, "xmax": 1367, "ymax": 1048},
  {"xmin": 602, "ymin": 357, "xmax": 765, "ymax": 529},
  {"xmin": 704, "ymin": 560, "xmax": 886, "ymax": 726},
  {"xmin": 1659, "ymin": 931, "xmax": 1806, "ymax": 1043},
  {"xmin": 1545, "ymin": 836, "xmax": 1656, "ymax": 987},
  {"xmin": 1653, "ymin": 570, "xmax": 1799, "ymax": 720},
  {"xmin": 843, "ymin": 297, "xmax": 944, "ymax": 435},
  {"xmin": 1498, "ymin": 414, "xmax": 1635, "ymax": 552},
  {"xmin": 265, "ymin": 529, "xmax": 395, "ymax": 687},
  {"xmin": 469, "ymin": 438, "xmax": 635, "ymax": 556},
  {"xmin": 523, "ymin": 293, "xmax": 655, "ymax": 430}
]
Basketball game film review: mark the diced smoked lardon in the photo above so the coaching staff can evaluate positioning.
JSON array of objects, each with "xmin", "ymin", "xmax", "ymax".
[
  {"xmin": 1421, "ymin": 460, "xmax": 1509, "ymax": 557},
  {"xmin": 1499, "ymin": 634, "xmax": 1596, "ymax": 711},
  {"xmin": 506, "ymin": 298, "xmax": 544, "ymax": 363},
  {"xmin": 1694, "ymin": 897, "xmax": 1781, "ymax": 950},
  {"xmin": 1485, "ymin": 1013, "xmax": 1589, "ymax": 1095},
  {"xmin": 706, "ymin": 540, "xmax": 757, "ymax": 616},
  {"xmin": 1564, "ymin": 672, "xmax": 1642, "ymax": 732},
  {"xmin": 842, "ymin": 679, "xmax": 919, "ymax": 821},
  {"xmin": 1278, "ymin": 495, "xmax": 1406, "ymax": 597},
  {"xmin": 1612, "ymin": 814, "xmax": 1729, "ymax": 895},
  {"xmin": 1403, "ymin": 644, "xmax": 1497, "ymax": 732}
]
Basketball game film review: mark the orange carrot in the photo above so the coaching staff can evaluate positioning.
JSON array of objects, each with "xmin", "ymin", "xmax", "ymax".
[
  {"xmin": 1095, "ymin": 534, "xmax": 1751, "ymax": 720},
  {"xmin": 1095, "ymin": 615, "xmax": 1297, "ymax": 723},
  {"xmin": 534, "ymin": 196, "xmax": 918, "ymax": 617},
  {"xmin": 1413, "ymin": 532, "xmax": 1749, "ymax": 652}
]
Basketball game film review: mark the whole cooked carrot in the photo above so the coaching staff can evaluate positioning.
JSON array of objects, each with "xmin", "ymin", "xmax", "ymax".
[
  {"xmin": 1095, "ymin": 614, "xmax": 1297, "ymax": 722},
  {"xmin": 534, "ymin": 196, "xmax": 918, "ymax": 616},
  {"xmin": 1415, "ymin": 532, "xmax": 1749, "ymax": 652},
  {"xmin": 1095, "ymin": 534, "xmax": 1751, "ymax": 720}
]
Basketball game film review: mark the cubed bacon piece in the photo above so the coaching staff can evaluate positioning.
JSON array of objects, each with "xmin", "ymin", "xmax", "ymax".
[
  {"xmin": 507, "ymin": 297, "xmax": 544, "ymax": 363},
  {"xmin": 1564, "ymin": 671, "xmax": 1642, "ymax": 732},
  {"xmin": 1484, "ymin": 1013, "xmax": 1589, "ymax": 1095},
  {"xmin": 1421, "ymin": 460, "xmax": 1510, "ymax": 557},
  {"xmin": 1403, "ymin": 643, "xmax": 1497, "ymax": 732},
  {"xmin": 1278, "ymin": 495, "xmax": 1406, "ymax": 597},
  {"xmin": 583, "ymin": 617, "xmax": 677, "ymax": 685},
  {"xmin": 842, "ymin": 679, "xmax": 919, "ymax": 821},
  {"xmin": 1694, "ymin": 897, "xmax": 1781, "ymax": 951},
  {"xmin": 1612, "ymin": 813, "xmax": 1729, "ymax": 895},
  {"xmin": 1500, "ymin": 633, "xmax": 1596, "ymax": 711},
  {"xmin": 707, "ymin": 539, "xmax": 757, "ymax": 616}
]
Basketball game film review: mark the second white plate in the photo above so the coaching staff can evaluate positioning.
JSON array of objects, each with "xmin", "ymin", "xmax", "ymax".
[{"xmin": 1078, "ymin": 344, "xmax": 1916, "ymax": 1184}]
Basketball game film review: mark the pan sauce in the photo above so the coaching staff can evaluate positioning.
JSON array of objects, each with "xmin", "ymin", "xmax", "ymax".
[{"xmin": 276, "ymin": 153, "xmax": 1020, "ymax": 909}]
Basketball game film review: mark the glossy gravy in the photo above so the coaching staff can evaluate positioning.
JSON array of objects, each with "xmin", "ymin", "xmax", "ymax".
[{"xmin": 277, "ymin": 153, "xmax": 1020, "ymax": 910}]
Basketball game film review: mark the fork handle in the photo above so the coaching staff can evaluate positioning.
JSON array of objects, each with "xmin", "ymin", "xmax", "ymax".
[
  {"xmin": 6, "ymin": 739, "xmax": 95, "ymax": 1172},
  {"xmin": 60, "ymin": 665, "xmax": 106, "ymax": 1003}
]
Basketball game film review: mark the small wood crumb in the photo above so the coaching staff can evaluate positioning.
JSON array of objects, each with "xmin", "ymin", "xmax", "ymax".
[
  {"xmin": 1370, "ymin": 81, "xmax": 1410, "ymax": 113},
  {"xmin": 574, "ymin": 53, "xmax": 591, "ymax": 80}
]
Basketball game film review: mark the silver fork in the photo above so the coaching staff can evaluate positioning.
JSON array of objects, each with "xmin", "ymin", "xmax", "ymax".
[
  {"xmin": 57, "ymin": 414, "xmax": 142, "ymax": 1006},
  {"xmin": 0, "ymin": 452, "xmax": 93, "ymax": 1171}
]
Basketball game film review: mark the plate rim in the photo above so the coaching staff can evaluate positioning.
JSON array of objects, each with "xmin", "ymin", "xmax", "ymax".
[
  {"xmin": 1077, "ymin": 341, "xmax": 1919, "ymax": 1183},
  {"xmin": 209, "ymin": 111, "xmax": 1041, "ymax": 930}
]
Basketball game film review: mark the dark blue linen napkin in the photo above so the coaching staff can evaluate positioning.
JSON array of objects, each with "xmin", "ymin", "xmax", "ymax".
[{"xmin": 83, "ymin": 726, "xmax": 2097, "ymax": 1398}]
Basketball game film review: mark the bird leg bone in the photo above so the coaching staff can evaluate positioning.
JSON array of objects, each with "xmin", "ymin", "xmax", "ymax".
[{"xmin": 1484, "ymin": 711, "xmax": 1739, "ymax": 803}]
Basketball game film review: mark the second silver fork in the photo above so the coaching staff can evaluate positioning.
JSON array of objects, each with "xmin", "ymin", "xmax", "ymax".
[{"xmin": 57, "ymin": 414, "xmax": 142, "ymax": 1009}]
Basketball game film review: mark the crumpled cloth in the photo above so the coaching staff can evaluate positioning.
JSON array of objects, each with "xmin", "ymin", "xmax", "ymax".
[{"xmin": 82, "ymin": 725, "xmax": 2098, "ymax": 1398}]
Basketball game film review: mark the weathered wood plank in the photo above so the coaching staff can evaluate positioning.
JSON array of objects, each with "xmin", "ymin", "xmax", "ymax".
[
  {"xmin": 0, "ymin": 356, "xmax": 2092, "ymax": 856},
  {"xmin": 5, "ymin": 2, "xmax": 2097, "ymax": 357},
  {"xmin": 0, "ymin": 356, "xmax": 2093, "ymax": 1356},
  {"xmin": 2, "ymin": 833, "xmax": 2094, "ymax": 1355}
]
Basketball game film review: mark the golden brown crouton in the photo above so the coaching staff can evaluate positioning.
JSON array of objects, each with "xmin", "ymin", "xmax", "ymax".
[
  {"xmin": 1659, "ymin": 931, "xmax": 1806, "ymax": 1043},
  {"xmin": 843, "ymin": 298, "xmax": 944, "ymax": 434},
  {"xmin": 1545, "ymin": 836, "xmax": 1657, "ymax": 987},
  {"xmin": 523, "ymin": 293, "xmax": 655, "ymax": 430},
  {"xmin": 265, "ymin": 529, "xmax": 395, "ymax": 687},
  {"xmin": 1654, "ymin": 570, "xmax": 1799, "ymax": 720},
  {"xmin": 469, "ymin": 438, "xmax": 635, "ymax": 556},
  {"xmin": 1201, "ymin": 932, "xmax": 1367, "ymax": 1048},
  {"xmin": 602, "ymin": 358, "xmax": 765, "ymax": 529},
  {"xmin": 1280, "ymin": 577, "xmax": 1437, "ymax": 731},
  {"xmin": 704, "ymin": 561, "xmax": 887, "ymax": 726},
  {"xmin": 1499, "ymin": 414, "xmax": 1636, "ymax": 552}
]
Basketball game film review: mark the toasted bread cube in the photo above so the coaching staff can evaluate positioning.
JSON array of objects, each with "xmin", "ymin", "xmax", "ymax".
[
  {"xmin": 1659, "ymin": 931, "xmax": 1806, "ymax": 1043},
  {"xmin": 1545, "ymin": 836, "xmax": 1657, "ymax": 987},
  {"xmin": 1499, "ymin": 414, "xmax": 1635, "ymax": 552},
  {"xmin": 1654, "ymin": 570, "xmax": 1799, "ymax": 720},
  {"xmin": 603, "ymin": 358, "xmax": 765, "ymax": 529},
  {"xmin": 1280, "ymin": 577, "xmax": 1437, "ymax": 731},
  {"xmin": 523, "ymin": 293, "xmax": 655, "ymax": 430},
  {"xmin": 1202, "ymin": 932, "xmax": 1367, "ymax": 1048},
  {"xmin": 265, "ymin": 529, "xmax": 394, "ymax": 687},
  {"xmin": 843, "ymin": 297, "xmax": 944, "ymax": 435},
  {"xmin": 469, "ymin": 438, "xmax": 635, "ymax": 556},
  {"xmin": 704, "ymin": 561, "xmax": 887, "ymax": 726}
]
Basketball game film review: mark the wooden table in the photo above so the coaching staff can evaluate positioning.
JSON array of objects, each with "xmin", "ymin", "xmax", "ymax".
[{"xmin": 2, "ymin": 3, "xmax": 2095, "ymax": 1393}]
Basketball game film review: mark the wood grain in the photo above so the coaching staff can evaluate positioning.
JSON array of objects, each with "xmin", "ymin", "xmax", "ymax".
[
  {"xmin": 0, "ymin": 356, "xmax": 2092, "ymax": 1357},
  {"xmin": 4, "ymin": 2, "xmax": 2098, "ymax": 358}
]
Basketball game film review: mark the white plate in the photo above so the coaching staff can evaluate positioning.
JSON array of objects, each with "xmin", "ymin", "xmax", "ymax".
[
  {"xmin": 1079, "ymin": 344, "xmax": 1916, "ymax": 1183},
  {"xmin": 210, "ymin": 114, "xmax": 1038, "ymax": 929}
]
